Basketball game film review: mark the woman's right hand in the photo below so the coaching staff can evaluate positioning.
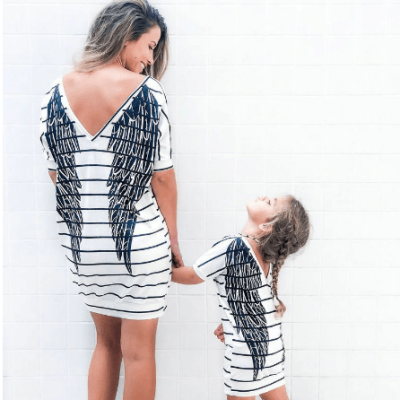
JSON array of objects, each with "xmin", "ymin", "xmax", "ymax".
[{"xmin": 214, "ymin": 323, "xmax": 225, "ymax": 343}]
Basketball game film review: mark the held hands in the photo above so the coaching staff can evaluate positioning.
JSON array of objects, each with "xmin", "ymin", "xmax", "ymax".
[
  {"xmin": 214, "ymin": 323, "xmax": 225, "ymax": 343},
  {"xmin": 170, "ymin": 237, "xmax": 184, "ymax": 269}
]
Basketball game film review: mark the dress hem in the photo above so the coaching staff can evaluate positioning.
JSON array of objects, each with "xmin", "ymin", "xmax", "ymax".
[
  {"xmin": 224, "ymin": 374, "xmax": 286, "ymax": 397},
  {"xmin": 83, "ymin": 296, "xmax": 167, "ymax": 320}
]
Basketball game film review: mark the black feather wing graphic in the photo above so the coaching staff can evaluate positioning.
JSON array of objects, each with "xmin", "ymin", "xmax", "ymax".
[
  {"xmin": 225, "ymin": 237, "xmax": 269, "ymax": 380},
  {"xmin": 106, "ymin": 85, "xmax": 160, "ymax": 274},
  {"xmin": 42, "ymin": 84, "xmax": 83, "ymax": 272}
]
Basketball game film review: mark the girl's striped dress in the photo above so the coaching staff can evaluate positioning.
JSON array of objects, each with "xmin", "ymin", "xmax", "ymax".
[
  {"xmin": 193, "ymin": 234, "xmax": 286, "ymax": 397},
  {"xmin": 39, "ymin": 75, "xmax": 173, "ymax": 320}
]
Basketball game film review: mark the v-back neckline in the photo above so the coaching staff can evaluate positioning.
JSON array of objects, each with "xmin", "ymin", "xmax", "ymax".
[
  {"xmin": 237, "ymin": 234, "xmax": 272, "ymax": 282},
  {"xmin": 59, "ymin": 75, "xmax": 151, "ymax": 142}
]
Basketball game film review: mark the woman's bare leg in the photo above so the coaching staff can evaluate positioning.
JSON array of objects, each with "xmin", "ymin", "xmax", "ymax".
[
  {"xmin": 88, "ymin": 312, "xmax": 123, "ymax": 400},
  {"xmin": 121, "ymin": 317, "xmax": 159, "ymax": 400},
  {"xmin": 227, "ymin": 396, "xmax": 255, "ymax": 400}
]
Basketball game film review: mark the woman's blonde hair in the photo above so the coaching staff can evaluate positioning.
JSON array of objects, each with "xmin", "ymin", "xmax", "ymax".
[
  {"xmin": 259, "ymin": 195, "xmax": 311, "ymax": 319},
  {"xmin": 74, "ymin": 0, "xmax": 169, "ymax": 80}
]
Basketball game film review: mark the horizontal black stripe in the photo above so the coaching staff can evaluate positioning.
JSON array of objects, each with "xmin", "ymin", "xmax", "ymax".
[
  {"xmin": 85, "ymin": 303, "xmax": 167, "ymax": 314},
  {"xmin": 58, "ymin": 206, "xmax": 148, "ymax": 211},
  {"xmin": 56, "ymin": 178, "xmax": 151, "ymax": 191},
  {"xmin": 78, "ymin": 291, "xmax": 165, "ymax": 301},
  {"xmin": 72, "ymin": 280, "xmax": 169, "ymax": 289},
  {"xmin": 58, "ymin": 227, "xmax": 164, "ymax": 239},
  {"xmin": 51, "ymin": 146, "xmax": 157, "ymax": 162},
  {"xmin": 206, "ymin": 266, "xmax": 227, "ymax": 278},
  {"xmin": 97, "ymin": 133, "xmax": 157, "ymax": 148},
  {"xmin": 224, "ymin": 282, "xmax": 271, "ymax": 291},
  {"xmin": 228, "ymin": 376, "xmax": 285, "ymax": 393},
  {"xmin": 57, "ymin": 215, "xmax": 159, "ymax": 225},
  {"xmin": 153, "ymin": 165, "xmax": 173, "ymax": 172},
  {"xmin": 219, "ymin": 315, "xmax": 282, "ymax": 330},
  {"xmin": 230, "ymin": 370, "xmax": 283, "ymax": 383},
  {"xmin": 196, "ymin": 252, "xmax": 226, "ymax": 269},
  {"xmin": 230, "ymin": 309, "xmax": 277, "ymax": 317},
  {"xmin": 231, "ymin": 348, "xmax": 284, "ymax": 360},
  {"xmin": 67, "ymin": 253, "xmax": 169, "ymax": 268},
  {"xmin": 62, "ymin": 240, "xmax": 167, "ymax": 253},
  {"xmin": 69, "ymin": 266, "xmax": 170, "ymax": 278},
  {"xmin": 217, "ymin": 292, "xmax": 273, "ymax": 303},
  {"xmin": 232, "ymin": 334, "xmax": 283, "ymax": 344}
]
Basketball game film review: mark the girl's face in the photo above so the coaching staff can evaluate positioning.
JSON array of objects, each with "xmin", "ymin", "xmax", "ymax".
[
  {"xmin": 246, "ymin": 196, "xmax": 287, "ymax": 226},
  {"xmin": 120, "ymin": 25, "xmax": 161, "ymax": 74}
]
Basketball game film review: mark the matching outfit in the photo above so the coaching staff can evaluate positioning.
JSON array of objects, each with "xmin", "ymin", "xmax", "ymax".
[
  {"xmin": 39, "ymin": 75, "xmax": 286, "ymax": 396},
  {"xmin": 193, "ymin": 234, "xmax": 286, "ymax": 397},
  {"xmin": 39, "ymin": 75, "xmax": 173, "ymax": 320}
]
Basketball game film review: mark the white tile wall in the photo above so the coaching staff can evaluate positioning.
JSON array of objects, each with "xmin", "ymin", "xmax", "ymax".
[{"xmin": 3, "ymin": 0, "xmax": 400, "ymax": 399}]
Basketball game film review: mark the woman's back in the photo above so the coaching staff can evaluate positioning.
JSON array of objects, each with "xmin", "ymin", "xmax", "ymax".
[
  {"xmin": 62, "ymin": 67, "xmax": 149, "ymax": 137},
  {"xmin": 39, "ymin": 70, "xmax": 174, "ymax": 319}
]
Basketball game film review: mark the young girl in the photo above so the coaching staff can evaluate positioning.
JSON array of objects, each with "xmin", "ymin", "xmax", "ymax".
[{"xmin": 171, "ymin": 195, "xmax": 310, "ymax": 400}]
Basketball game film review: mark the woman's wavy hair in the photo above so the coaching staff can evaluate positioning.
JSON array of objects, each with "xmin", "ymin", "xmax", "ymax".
[
  {"xmin": 73, "ymin": 0, "xmax": 169, "ymax": 80},
  {"xmin": 258, "ymin": 195, "xmax": 311, "ymax": 319}
]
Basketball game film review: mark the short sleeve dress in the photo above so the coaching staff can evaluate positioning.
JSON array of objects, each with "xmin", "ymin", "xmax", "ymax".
[
  {"xmin": 39, "ymin": 75, "xmax": 173, "ymax": 320},
  {"xmin": 192, "ymin": 234, "xmax": 286, "ymax": 397}
]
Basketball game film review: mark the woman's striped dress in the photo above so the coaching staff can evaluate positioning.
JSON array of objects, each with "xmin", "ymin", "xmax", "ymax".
[
  {"xmin": 39, "ymin": 75, "xmax": 173, "ymax": 320},
  {"xmin": 193, "ymin": 235, "xmax": 286, "ymax": 397}
]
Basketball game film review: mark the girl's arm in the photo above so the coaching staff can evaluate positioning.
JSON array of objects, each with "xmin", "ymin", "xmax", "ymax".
[
  {"xmin": 171, "ymin": 266, "xmax": 204, "ymax": 285},
  {"xmin": 151, "ymin": 169, "xmax": 184, "ymax": 268},
  {"xmin": 49, "ymin": 171, "xmax": 56, "ymax": 185}
]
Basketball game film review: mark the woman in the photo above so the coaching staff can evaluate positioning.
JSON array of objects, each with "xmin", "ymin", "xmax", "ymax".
[{"xmin": 38, "ymin": 1, "xmax": 182, "ymax": 399}]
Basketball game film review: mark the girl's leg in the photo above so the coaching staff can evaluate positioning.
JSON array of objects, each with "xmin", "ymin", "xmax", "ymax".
[
  {"xmin": 121, "ymin": 317, "xmax": 159, "ymax": 400},
  {"xmin": 226, "ymin": 384, "xmax": 289, "ymax": 400},
  {"xmin": 259, "ymin": 384, "xmax": 290, "ymax": 400},
  {"xmin": 88, "ymin": 312, "xmax": 123, "ymax": 400}
]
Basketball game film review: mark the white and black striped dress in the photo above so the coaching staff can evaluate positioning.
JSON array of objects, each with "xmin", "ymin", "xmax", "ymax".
[
  {"xmin": 193, "ymin": 235, "xmax": 286, "ymax": 397},
  {"xmin": 39, "ymin": 75, "xmax": 173, "ymax": 320}
]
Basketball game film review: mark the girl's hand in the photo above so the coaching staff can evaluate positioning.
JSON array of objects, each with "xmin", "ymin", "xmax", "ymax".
[{"xmin": 214, "ymin": 323, "xmax": 225, "ymax": 343}]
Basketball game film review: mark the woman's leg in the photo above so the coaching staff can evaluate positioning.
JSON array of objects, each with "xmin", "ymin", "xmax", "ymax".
[
  {"xmin": 121, "ymin": 317, "xmax": 159, "ymax": 400},
  {"xmin": 227, "ymin": 396, "xmax": 255, "ymax": 400},
  {"xmin": 259, "ymin": 384, "xmax": 290, "ymax": 400},
  {"xmin": 88, "ymin": 312, "xmax": 123, "ymax": 400}
]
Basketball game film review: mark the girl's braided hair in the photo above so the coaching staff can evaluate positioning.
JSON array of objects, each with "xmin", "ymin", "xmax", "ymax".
[{"xmin": 258, "ymin": 195, "xmax": 311, "ymax": 319}]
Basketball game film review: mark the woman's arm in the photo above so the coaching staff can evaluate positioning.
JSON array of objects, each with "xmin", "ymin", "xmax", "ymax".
[
  {"xmin": 151, "ymin": 168, "xmax": 184, "ymax": 268},
  {"xmin": 171, "ymin": 266, "xmax": 204, "ymax": 285}
]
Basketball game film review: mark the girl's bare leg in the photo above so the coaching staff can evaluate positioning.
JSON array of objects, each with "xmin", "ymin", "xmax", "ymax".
[
  {"xmin": 227, "ymin": 384, "xmax": 289, "ymax": 400},
  {"xmin": 259, "ymin": 384, "xmax": 290, "ymax": 400},
  {"xmin": 88, "ymin": 312, "xmax": 123, "ymax": 400},
  {"xmin": 121, "ymin": 317, "xmax": 159, "ymax": 400}
]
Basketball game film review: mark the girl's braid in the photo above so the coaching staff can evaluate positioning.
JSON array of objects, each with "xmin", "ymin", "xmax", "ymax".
[{"xmin": 259, "ymin": 196, "xmax": 310, "ymax": 318}]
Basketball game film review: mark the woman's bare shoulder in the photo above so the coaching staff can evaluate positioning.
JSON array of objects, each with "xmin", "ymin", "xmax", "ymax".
[{"xmin": 63, "ymin": 68, "xmax": 148, "ymax": 95}]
